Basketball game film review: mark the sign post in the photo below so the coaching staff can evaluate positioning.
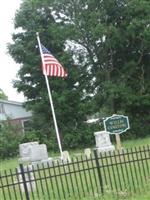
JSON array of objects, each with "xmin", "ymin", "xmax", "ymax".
[
  {"xmin": 115, "ymin": 134, "xmax": 122, "ymax": 150},
  {"xmin": 103, "ymin": 114, "xmax": 130, "ymax": 150}
]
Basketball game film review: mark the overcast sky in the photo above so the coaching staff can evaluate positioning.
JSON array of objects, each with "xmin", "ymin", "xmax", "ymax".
[{"xmin": 0, "ymin": 0, "xmax": 25, "ymax": 102}]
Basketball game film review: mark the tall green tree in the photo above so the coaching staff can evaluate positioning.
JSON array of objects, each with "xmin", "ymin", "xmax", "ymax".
[
  {"xmin": 8, "ymin": 0, "xmax": 95, "ymax": 150},
  {"xmin": 53, "ymin": 0, "xmax": 150, "ymax": 137},
  {"xmin": 9, "ymin": 0, "xmax": 150, "ymax": 149}
]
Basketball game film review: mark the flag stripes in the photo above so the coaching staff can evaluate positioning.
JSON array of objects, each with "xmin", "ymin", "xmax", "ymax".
[{"xmin": 41, "ymin": 45, "xmax": 67, "ymax": 77}]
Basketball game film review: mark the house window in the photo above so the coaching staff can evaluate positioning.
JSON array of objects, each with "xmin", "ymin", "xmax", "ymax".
[{"xmin": 22, "ymin": 120, "xmax": 32, "ymax": 132}]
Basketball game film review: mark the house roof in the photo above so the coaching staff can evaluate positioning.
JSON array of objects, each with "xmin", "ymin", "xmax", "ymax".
[
  {"xmin": 0, "ymin": 99, "xmax": 23, "ymax": 106},
  {"xmin": 0, "ymin": 99, "xmax": 32, "ymax": 121}
]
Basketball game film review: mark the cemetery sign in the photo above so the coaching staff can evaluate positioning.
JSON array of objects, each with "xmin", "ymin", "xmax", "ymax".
[{"xmin": 104, "ymin": 114, "xmax": 130, "ymax": 134}]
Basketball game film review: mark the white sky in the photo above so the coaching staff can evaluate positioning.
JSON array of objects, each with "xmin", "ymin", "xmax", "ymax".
[{"xmin": 0, "ymin": 0, "xmax": 25, "ymax": 102}]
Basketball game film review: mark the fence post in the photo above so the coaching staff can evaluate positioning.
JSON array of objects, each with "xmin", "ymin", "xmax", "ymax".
[
  {"xmin": 94, "ymin": 149, "xmax": 104, "ymax": 194},
  {"xmin": 19, "ymin": 164, "xmax": 30, "ymax": 200}
]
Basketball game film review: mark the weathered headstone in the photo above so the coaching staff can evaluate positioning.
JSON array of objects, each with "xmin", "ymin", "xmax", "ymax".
[
  {"xmin": 19, "ymin": 142, "xmax": 39, "ymax": 163},
  {"xmin": 30, "ymin": 144, "xmax": 53, "ymax": 167},
  {"xmin": 94, "ymin": 131, "xmax": 115, "ymax": 153},
  {"xmin": 61, "ymin": 151, "xmax": 71, "ymax": 163},
  {"xmin": 19, "ymin": 142, "xmax": 53, "ymax": 167},
  {"xmin": 30, "ymin": 144, "xmax": 48, "ymax": 162},
  {"xmin": 18, "ymin": 165, "xmax": 36, "ymax": 193},
  {"xmin": 84, "ymin": 148, "xmax": 92, "ymax": 159}
]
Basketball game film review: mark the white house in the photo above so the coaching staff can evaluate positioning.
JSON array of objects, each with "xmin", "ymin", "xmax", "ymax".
[{"xmin": 0, "ymin": 100, "xmax": 32, "ymax": 133}]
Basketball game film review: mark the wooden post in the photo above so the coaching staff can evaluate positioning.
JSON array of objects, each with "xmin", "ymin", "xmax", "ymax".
[{"xmin": 115, "ymin": 134, "xmax": 122, "ymax": 150}]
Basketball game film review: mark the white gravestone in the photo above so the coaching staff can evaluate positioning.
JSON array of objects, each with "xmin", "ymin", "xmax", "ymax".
[
  {"xmin": 84, "ymin": 148, "xmax": 92, "ymax": 159},
  {"xmin": 19, "ymin": 142, "xmax": 39, "ymax": 163},
  {"xmin": 30, "ymin": 144, "xmax": 48, "ymax": 162},
  {"xmin": 18, "ymin": 165, "xmax": 36, "ymax": 193},
  {"xmin": 94, "ymin": 131, "xmax": 115, "ymax": 153},
  {"xmin": 30, "ymin": 144, "xmax": 53, "ymax": 167},
  {"xmin": 61, "ymin": 151, "xmax": 71, "ymax": 163},
  {"xmin": 19, "ymin": 142, "xmax": 53, "ymax": 167}
]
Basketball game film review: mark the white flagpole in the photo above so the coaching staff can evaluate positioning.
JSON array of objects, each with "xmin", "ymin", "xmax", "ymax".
[{"xmin": 36, "ymin": 32, "xmax": 63, "ymax": 156}]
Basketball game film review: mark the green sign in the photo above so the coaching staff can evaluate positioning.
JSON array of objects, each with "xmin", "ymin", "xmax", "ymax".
[{"xmin": 104, "ymin": 115, "xmax": 130, "ymax": 134}]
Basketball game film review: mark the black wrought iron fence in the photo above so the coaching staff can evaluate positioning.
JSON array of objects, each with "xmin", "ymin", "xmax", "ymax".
[{"xmin": 0, "ymin": 145, "xmax": 150, "ymax": 200}]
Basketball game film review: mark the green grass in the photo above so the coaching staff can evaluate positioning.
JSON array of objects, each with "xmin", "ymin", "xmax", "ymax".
[
  {"xmin": 70, "ymin": 193, "xmax": 150, "ymax": 200},
  {"xmin": 69, "ymin": 192, "xmax": 150, "ymax": 200},
  {"xmin": 122, "ymin": 137, "xmax": 150, "ymax": 149}
]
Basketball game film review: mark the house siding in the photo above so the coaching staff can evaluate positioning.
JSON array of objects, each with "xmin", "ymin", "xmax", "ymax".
[{"xmin": 0, "ymin": 100, "xmax": 32, "ymax": 133}]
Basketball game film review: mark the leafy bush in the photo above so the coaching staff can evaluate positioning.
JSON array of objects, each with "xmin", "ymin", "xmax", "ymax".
[
  {"xmin": 21, "ymin": 130, "xmax": 58, "ymax": 152},
  {"xmin": 0, "ymin": 122, "xmax": 22, "ymax": 159},
  {"xmin": 21, "ymin": 130, "xmax": 40, "ymax": 143},
  {"xmin": 63, "ymin": 124, "xmax": 97, "ymax": 149}
]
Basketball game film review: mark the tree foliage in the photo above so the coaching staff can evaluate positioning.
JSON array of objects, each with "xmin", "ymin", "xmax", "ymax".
[
  {"xmin": 0, "ymin": 121, "xmax": 22, "ymax": 158},
  {"xmin": 8, "ymin": 0, "xmax": 150, "ymax": 150},
  {"xmin": 0, "ymin": 89, "xmax": 8, "ymax": 100}
]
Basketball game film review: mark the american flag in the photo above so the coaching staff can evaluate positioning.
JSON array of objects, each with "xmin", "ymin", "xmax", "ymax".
[{"xmin": 41, "ymin": 44, "xmax": 68, "ymax": 77}]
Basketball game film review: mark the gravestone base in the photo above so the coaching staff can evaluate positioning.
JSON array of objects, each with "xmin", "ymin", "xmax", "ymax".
[
  {"xmin": 84, "ymin": 148, "xmax": 92, "ymax": 159},
  {"xmin": 32, "ymin": 157, "xmax": 53, "ymax": 169},
  {"xmin": 95, "ymin": 145, "xmax": 115, "ymax": 154},
  {"xmin": 17, "ymin": 165, "xmax": 36, "ymax": 193}
]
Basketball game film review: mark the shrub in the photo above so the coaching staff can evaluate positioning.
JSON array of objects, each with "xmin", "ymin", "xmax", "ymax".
[
  {"xmin": 21, "ymin": 130, "xmax": 40, "ymax": 143},
  {"xmin": 0, "ymin": 122, "xmax": 22, "ymax": 159}
]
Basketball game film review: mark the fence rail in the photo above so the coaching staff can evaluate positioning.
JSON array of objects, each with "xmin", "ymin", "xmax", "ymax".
[{"xmin": 0, "ymin": 145, "xmax": 150, "ymax": 200}]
